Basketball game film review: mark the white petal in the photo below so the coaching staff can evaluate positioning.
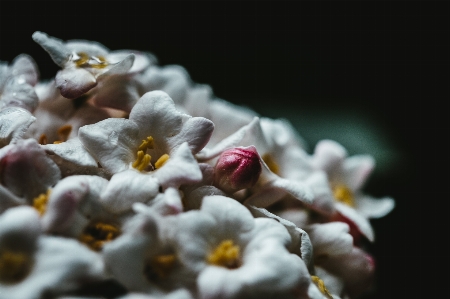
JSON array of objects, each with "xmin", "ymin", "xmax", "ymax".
[
  {"xmin": 78, "ymin": 118, "xmax": 139, "ymax": 174},
  {"xmin": 335, "ymin": 203, "xmax": 375, "ymax": 242},
  {"xmin": 356, "ymin": 195, "xmax": 395, "ymax": 219},
  {"xmin": 100, "ymin": 169, "xmax": 159, "ymax": 214}
]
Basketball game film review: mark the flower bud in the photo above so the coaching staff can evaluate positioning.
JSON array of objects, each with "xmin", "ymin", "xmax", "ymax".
[{"xmin": 213, "ymin": 146, "xmax": 262, "ymax": 194}]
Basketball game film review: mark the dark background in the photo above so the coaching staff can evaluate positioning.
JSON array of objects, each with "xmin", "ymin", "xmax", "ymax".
[{"xmin": 1, "ymin": 1, "xmax": 448, "ymax": 298}]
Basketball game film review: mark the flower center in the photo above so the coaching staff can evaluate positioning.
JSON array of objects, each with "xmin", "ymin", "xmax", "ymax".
[
  {"xmin": 74, "ymin": 52, "xmax": 108, "ymax": 69},
  {"xmin": 311, "ymin": 275, "xmax": 333, "ymax": 299},
  {"xmin": 332, "ymin": 184, "xmax": 355, "ymax": 207},
  {"xmin": 262, "ymin": 153, "xmax": 280, "ymax": 175},
  {"xmin": 79, "ymin": 221, "xmax": 120, "ymax": 251},
  {"xmin": 144, "ymin": 254, "xmax": 177, "ymax": 281},
  {"xmin": 132, "ymin": 136, "xmax": 170, "ymax": 172},
  {"xmin": 32, "ymin": 189, "xmax": 51, "ymax": 216},
  {"xmin": 207, "ymin": 239, "xmax": 241, "ymax": 269},
  {"xmin": 0, "ymin": 250, "xmax": 32, "ymax": 284}
]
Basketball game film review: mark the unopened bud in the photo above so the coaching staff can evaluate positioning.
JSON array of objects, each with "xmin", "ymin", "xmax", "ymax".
[{"xmin": 213, "ymin": 146, "xmax": 262, "ymax": 194}]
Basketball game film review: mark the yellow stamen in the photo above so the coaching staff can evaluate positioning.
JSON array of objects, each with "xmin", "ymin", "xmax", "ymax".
[
  {"xmin": 207, "ymin": 239, "xmax": 241, "ymax": 269},
  {"xmin": 155, "ymin": 154, "xmax": 169, "ymax": 169},
  {"xmin": 311, "ymin": 275, "xmax": 333, "ymax": 299},
  {"xmin": 132, "ymin": 150, "xmax": 152, "ymax": 171},
  {"xmin": 89, "ymin": 56, "xmax": 109, "ymax": 69},
  {"xmin": 74, "ymin": 52, "xmax": 89, "ymax": 67},
  {"xmin": 0, "ymin": 250, "xmax": 32, "ymax": 283},
  {"xmin": 57, "ymin": 124, "xmax": 72, "ymax": 142},
  {"xmin": 262, "ymin": 153, "xmax": 280, "ymax": 175},
  {"xmin": 138, "ymin": 136, "xmax": 154, "ymax": 152},
  {"xmin": 32, "ymin": 189, "xmax": 51, "ymax": 216},
  {"xmin": 145, "ymin": 254, "xmax": 177, "ymax": 281},
  {"xmin": 332, "ymin": 184, "xmax": 355, "ymax": 207},
  {"xmin": 38, "ymin": 134, "xmax": 47, "ymax": 145},
  {"xmin": 79, "ymin": 221, "xmax": 120, "ymax": 251}
]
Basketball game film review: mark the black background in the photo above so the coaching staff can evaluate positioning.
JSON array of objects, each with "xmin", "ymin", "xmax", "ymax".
[{"xmin": 1, "ymin": 1, "xmax": 448, "ymax": 299}]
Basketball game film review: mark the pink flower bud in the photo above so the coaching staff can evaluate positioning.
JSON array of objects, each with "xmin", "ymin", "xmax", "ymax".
[{"xmin": 213, "ymin": 146, "xmax": 262, "ymax": 194}]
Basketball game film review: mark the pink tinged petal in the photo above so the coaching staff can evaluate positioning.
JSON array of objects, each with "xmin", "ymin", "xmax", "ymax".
[
  {"xmin": 0, "ymin": 107, "xmax": 36, "ymax": 147},
  {"xmin": 10, "ymin": 54, "xmax": 39, "ymax": 86},
  {"xmin": 342, "ymin": 155, "xmax": 375, "ymax": 191},
  {"xmin": 100, "ymin": 169, "xmax": 159, "ymax": 214},
  {"xmin": 0, "ymin": 206, "xmax": 41, "ymax": 252},
  {"xmin": 55, "ymin": 68, "xmax": 97, "ymax": 99},
  {"xmin": 0, "ymin": 139, "xmax": 61, "ymax": 200},
  {"xmin": 129, "ymin": 91, "xmax": 183, "ymax": 142},
  {"xmin": 167, "ymin": 117, "xmax": 214, "ymax": 155},
  {"xmin": 1, "ymin": 79, "xmax": 39, "ymax": 113},
  {"xmin": 32, "ymin": 31, "xmax": 72, "ymax": 67},
  {"xmin": 356, "ymin": 195, "xmax": 395, "ymax": 219},
  {"xmin": 312, "ymin": 139, "xmax": 347, "ymax": 175},
  {"xmin": 332, "ymin": 203, "xmax": 375, "ymax": 243},
  {"xmin": 247, "ymin": 206, "xmax": 313, "ymax": 268},
  {"xmin": 152, "ymin": 142, "xmax": 202, "ymax": 189},
  {"xmin": 307, "ymin": 222, "xmax": 353, "ymax": 257},
  {"xmin": 320, "ymin": 247, "xmax": 375, "ymax": 298},
  {"xmin": 78, "ymin": 118, "xmax": 140, "ymax": 174},
  {"xmin": 40, "ymin": 176, "xmax": 90, "ymax": 233},
  {"xmin": 213, "ymin": 146, "xmax": 262, "ymax": 194},
  {"xmin": 196, "ymin": 117, "xmax": 260, "ymax": 161}
]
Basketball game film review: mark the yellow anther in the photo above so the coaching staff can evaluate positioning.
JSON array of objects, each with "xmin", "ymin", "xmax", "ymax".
[
  {"xmin": 332, "ymin": 184, "xmax": 355, "ymax": 207},
  {"xmin": 0, "ymin": 250, "xmax": 32, "ymax": 283},
  {"xmin": 311, "ymin": 275, "xmax": 333, "ymax": 299},
  {"xmin": 145, "ymin": 254, "xmax": 177, "ymax": 280},
  {"xmin": 89, "ymin": 56, "xmax": 109, "ymax": 69},
  {"xmin": 138, "ymin": 136, "xmax": 154, "ymax": 152},
  {"xmin": 74, "ymin": 52, "xmax": 89, "ymax": 67},
  {"xmin": 38, "ymin": 134, "xmax": 47, "ymax": 145},
  {"xmin": 155, "ymin": 154, "xmax": 169, "ymax": 169},
  {"xmin": 262, "ymin": 153, "xmax": 280, "ymax": 175},
  {"xmin": 207, "ymin": 239, "xmax": 241, "ymax": 269},
  {"xmin": 32, "ymin": 189, "xmax": 51, "ymax": 216},
  {"xmin": 79, "ymin": 221, "xmax": 120, "ymax": 251},
  {"xmin": 132, "ymin": 150, "xmax": 152, "ymax": 171},
  {"xmin": 57, "ymin": 124, "xmax": 72, "ymax": 142}
]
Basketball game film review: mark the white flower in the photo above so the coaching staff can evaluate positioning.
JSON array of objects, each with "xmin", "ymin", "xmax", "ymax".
[
  {"xmin": 311, "ymin": 139, "xmax": 395, "ymax": 242},
  {"xmin": 175, "ymin": 195, "xmax": 310, "ymax": 299},
  {"xmin": 79, "ymin": 90, "xmax": 213, "ymax": 176},
  {"xmin": 0, "ymin": 139, "xmax": 61, "ymax": 212},
  {"xmin": 103, "ymin": 206, "xmax": 195, "ymax": 294},
  {"xmin": 32, "ymin": 31, "xmax": 136, "ymax": 99},
  {"xmin": 0, "ymin": 206, "xmax": 106, "ymax": 299}
]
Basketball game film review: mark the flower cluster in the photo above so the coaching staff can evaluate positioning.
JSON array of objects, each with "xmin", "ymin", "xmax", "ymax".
[{"xmin": 0, "ymin": 32, "xmax": 395, "ymax": 299}]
